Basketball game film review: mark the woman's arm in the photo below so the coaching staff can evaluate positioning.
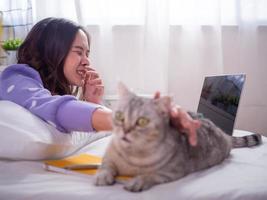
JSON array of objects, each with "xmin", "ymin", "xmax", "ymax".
[
  {"xmin": 0, "ymin": 65, "xmax": 106, "ymax": 133},
  {"xmin": 92, "ymin": 107, "xmax": 113, "ymax": 131},
  {"xmin": 80, "ymin": 69, "xmax": 113, "ymax": 131}
]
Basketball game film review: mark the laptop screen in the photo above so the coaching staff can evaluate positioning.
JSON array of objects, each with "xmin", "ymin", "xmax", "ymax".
[{"xmin": 197, "ymin": 74, "xmax": 246, "ymax": 135}]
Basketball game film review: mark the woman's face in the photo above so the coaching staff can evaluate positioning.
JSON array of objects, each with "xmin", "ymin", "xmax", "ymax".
[{"xmin": 64, "ymin": 29, "xmax": 91, "ymax": 86}]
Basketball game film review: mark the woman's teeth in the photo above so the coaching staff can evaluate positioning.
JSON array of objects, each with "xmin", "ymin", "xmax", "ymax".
[
  {"xmin": 77, "ymin": 71, "xmax": 83, "ymax": 75},
  {"xmin": 77, "ymin": 70, "xmax": 85, "ymax": 78}
]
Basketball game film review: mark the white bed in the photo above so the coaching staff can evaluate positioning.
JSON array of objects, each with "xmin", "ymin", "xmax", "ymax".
[
  {"xmin": 0, "ymin": 101, "xmax": 267, "ymax": 200},
  {"xmin": 0, "ymin": 129, "xmax": 266, "ymax": 200}
]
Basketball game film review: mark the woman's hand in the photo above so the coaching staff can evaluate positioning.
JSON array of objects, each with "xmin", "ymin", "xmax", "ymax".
[
  {"xmin": 154, "ymin": 92, "xmax": 201, "ymax": 146},
  {"xmin": 170, "ymin": 105, "xmax": 201, "ymax": 146},
  {"xmin": 82, "ymin": 68, "xmax": 104, "ymax": 104}
]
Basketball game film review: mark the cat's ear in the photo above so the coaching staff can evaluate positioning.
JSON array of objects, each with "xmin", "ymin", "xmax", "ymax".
[
  {"xmin": 117, "ymin": 82, "xmax": 135, "ymax": 98},
  {"xmin": 153, "ymin": 96, "xmax": 172, "ymax": 114}
]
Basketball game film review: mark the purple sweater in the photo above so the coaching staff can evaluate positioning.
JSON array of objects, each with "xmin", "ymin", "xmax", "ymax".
[{"xmin": 0, "ymin": 64, "xmax": 101, "ymax": 133}]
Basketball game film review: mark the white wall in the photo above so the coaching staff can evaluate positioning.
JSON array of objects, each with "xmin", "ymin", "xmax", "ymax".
[
  {"xmin": 222, "ymin": 26, "xmax": 267, "ymax": 136},
  {"xmin": 168, "ymin": 26, "xmax": 267, "ymax": 135}
]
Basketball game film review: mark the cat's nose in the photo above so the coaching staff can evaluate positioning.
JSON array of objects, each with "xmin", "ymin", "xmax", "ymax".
[
  {"xmin": 124, "ymin": 129, "xmax": 130, "ymax": 134},
  {"xmin": 123, "ymin": 127, "xmax": 132, "ymax": 134},
  {"xmin": 122, "ymin": 136, "xmax": 130, "ymax": 143}
]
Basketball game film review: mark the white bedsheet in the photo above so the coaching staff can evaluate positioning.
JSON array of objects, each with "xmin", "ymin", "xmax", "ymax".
[{"xmin": 0, "ymin": 130, "xmax": 267, "ymax": 200}]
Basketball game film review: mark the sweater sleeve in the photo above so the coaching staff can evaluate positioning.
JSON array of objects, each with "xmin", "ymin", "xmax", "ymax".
[{"xmin": 0, "ymin": 64, "xmax": 101, "ymax": 133}]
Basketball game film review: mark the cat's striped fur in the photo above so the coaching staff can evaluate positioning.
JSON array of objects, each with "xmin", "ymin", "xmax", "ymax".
[{"xmin": 94, "ymin": 83, "xmax": 262, "ymax": 192}]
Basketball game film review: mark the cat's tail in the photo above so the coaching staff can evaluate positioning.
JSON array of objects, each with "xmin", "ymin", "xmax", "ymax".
[{"xmin": 232, "ymin": 133, "xmax": 262, "ymax": 148}]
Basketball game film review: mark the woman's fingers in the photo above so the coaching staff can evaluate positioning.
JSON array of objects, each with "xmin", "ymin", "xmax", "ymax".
[
  {"xmin": 85, "ymin": 70, "xmax": 99, "ymax": 80},
  {"xmin": 82, "ymin": 72, "xmax": 100, "ymax": 93},
  {"xmin": 83, "ymin": 85, "xmax": 104, "ymax": 104},
  {"xmin": 92, "ymin": 85, "xmax": 104, "ymax": 96},
  {"xmin": 80, "ymin": 67, "xmax": 104, "ymax": 104},
  {"xmin": 170, "ymin": 106, "xmax": 201, "ymax": 146},
  {"xmin": 85, "ymin": 78, "xmax": 102, "ymax": 86}
]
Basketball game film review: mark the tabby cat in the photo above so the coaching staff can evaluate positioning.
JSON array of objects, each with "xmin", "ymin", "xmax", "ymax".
[{"xmin": 94, "ymin": 83, "xmax": 262, "ymax": 192}]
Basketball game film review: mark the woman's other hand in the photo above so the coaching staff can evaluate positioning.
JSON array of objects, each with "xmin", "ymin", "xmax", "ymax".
[
  {"xmin": 154, "ymin": 91, "xmax": 201, "ymax": 146},
  {"xmin": 170, "ymin": 105, "xmax": 201, "ymax": 146}
]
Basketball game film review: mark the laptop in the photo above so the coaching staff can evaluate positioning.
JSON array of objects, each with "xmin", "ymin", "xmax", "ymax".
[{"xmin": 197, "ymin": 74, "xmax": 246, "ymax": 135}]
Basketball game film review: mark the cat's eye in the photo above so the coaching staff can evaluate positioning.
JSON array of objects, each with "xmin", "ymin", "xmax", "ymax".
[
  {"xmin": 136, "ymin": 117, "xmax": 150, "ymax": 127},
  {"xmin": 115, "ymin": 111, "xmax": 124, "ymax": 123}
]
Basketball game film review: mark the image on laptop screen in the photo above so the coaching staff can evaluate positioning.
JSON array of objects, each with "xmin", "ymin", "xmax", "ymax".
[{"xmin": 197, "ymin": 74, "xmax": 246, "ymax": 135}]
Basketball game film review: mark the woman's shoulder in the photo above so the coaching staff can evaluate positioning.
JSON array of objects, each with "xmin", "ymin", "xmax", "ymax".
[{"xmin": 1, "ymin": 64, "xmax": 42, "ymax": 83}]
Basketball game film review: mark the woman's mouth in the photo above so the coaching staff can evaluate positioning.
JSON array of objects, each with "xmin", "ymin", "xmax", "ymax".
[
  {"xmin": 76, "ymin": 70, "xmax": 86, "ymax": 86},
  {"xmin": 77, "ymin": 69, "xmax": 85, "ymax": 77}
]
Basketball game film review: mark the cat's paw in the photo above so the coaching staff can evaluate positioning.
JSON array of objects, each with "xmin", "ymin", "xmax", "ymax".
[
  {"xmin": 94, "ymin": 170, "xmax": 115, "ymax": 186},
  {"xmin": 124, "ymin": 176, "xmax": 153, "ymax": 192}
]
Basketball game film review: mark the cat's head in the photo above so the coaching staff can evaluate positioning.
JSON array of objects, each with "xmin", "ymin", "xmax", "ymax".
[{"xmin": 112, "ymin": 82, "xmax": 171, "ymax": 148}]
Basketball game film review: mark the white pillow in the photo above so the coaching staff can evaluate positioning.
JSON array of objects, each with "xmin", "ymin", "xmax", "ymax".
[{"xmin": 0, "ymin": 100, "xmax": 111, "ymax": 161}]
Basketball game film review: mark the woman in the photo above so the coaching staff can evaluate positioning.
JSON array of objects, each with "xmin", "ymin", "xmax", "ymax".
[{"xmin": 0, "ymin": 17, "xmax": 200, "ymax": 145}]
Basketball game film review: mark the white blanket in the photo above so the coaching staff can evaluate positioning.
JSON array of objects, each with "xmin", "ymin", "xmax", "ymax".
[{"xmin": 0, "ymin": 130, "xmax": 267, "ymax": 200}]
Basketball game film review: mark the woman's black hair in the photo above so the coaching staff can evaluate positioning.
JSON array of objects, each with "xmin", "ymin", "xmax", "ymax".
[{"xmin": 17, "ymin": 17, "xmax": 90, "ymax": 95}]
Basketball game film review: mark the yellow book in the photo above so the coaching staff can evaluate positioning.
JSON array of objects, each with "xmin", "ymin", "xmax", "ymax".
[
  {"xmin": 44, "ymin": 153, "xmax": 129, "ymax": 182},
  {"xmin": 44, "ymin": 153, "xmax": 102, "ymax": 177}
]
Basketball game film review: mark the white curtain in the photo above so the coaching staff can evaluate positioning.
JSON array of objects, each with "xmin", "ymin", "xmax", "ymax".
[
  {"xmin": 0, "ymin": 0, "xmax": 33, "ymax": 64},
  {"xmin": 0, "ymin": 0, "xmax": 33, "ymax": 40},
  {"xmin": 32, "ymin": 0, "xmax": 267, "ymax": 133}
]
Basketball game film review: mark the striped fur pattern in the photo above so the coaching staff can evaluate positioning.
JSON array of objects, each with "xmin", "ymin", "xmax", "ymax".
[
  {"xmin": 232, "ymin": 134, "xmax": 262, "ymax": 148},
  {"xmin": 94, "ymin": 83, "xmax": 262, "ymax": 192}
]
